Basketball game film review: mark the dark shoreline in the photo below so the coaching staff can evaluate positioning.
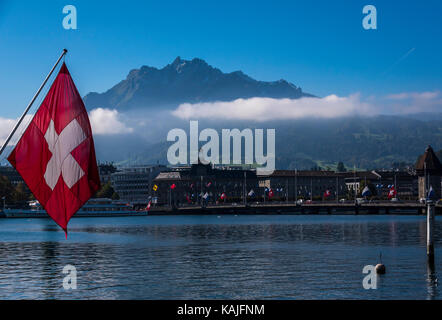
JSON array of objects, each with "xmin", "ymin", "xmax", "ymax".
[
  {"xmin": 147, "ymin": 202, "xmax": 440, "ymax": 216},
  {"xmin": 2, "ymin": 202, "xmax": 438, "ymax": 218}
]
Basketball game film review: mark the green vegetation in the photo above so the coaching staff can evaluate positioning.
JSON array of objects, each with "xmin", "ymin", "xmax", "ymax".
[
  {"xmin": 0, "ymin": 176, "xmax": 33, "ymax": 205},
  {"xmin": 13, "ymin": 182, "xmax": 30, "ymax": 203},
  {"xmin": 95, "ymin": 181, "xmax": 120, "ymax": 200},
  {"xmin": 336, "ymin": 162, "xmax": 347, "ymax": 172},
  {"xmin": 0, "ymin": 175, "xmax": 14, "ymax": 202}
]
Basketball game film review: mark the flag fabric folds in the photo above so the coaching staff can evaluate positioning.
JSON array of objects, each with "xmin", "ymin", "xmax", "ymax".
[
  {"xmin": 361, "ymin": 186, "xmax": 371, "ymax": 197},
  {"xmin": 7, "ymin": 63, "xmax": 100, "ymax": 234},
  {"xmin": 427, "ymin": 185, "xmax": 435, "ymax": 199}
]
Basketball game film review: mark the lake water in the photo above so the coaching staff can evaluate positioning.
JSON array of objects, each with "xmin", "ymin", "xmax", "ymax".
[{"xmin": 0, "ymin": 215, "xmax": 440, "ymax": 300}]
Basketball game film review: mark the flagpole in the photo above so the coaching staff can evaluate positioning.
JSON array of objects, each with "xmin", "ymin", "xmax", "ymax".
[{"xmin": 0, "ymin": 49, "xmax": 68, "ymax": 157}]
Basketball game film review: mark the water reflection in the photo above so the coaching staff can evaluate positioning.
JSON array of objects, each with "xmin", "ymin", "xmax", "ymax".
[
  {"xmin": 0, "ymin": 215, "xmax": 440, "ymax": 299},
  {"xmin": 427, "ymin": 260, "xmax": 438, "ymax": 300}
]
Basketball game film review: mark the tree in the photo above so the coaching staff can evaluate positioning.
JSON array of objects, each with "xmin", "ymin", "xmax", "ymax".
[
  {"xmin": 13, "ymin": 182, "xmax": 30, "ymax": 203},
  {"xmin": 111, "ymin": 192, "xmax": 120, "ymax": 200},
  {"xmin": 337, "ymin": 162, "xmax": 347, "ymax": 172},
  {"xmin": 0, "ymin": 175, "xmax": 14, "ymax": 201},
  {"xmin": 95, "ymin": 182, "xmax": 115, "ymax": 199}
]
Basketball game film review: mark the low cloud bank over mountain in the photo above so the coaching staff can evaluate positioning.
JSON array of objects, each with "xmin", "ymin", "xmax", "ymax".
[
  {"xmin": 172, "ymin": 91, "xmax": 442, "ymax": 121},
  {"xmin": 172, "ymin": 94, "xmax": 373, "ymax": 121}
]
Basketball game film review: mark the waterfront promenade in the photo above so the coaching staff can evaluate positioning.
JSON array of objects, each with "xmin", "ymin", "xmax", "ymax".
[
  {"xmin": 148, "ymin": 202, "xmax": 441, "ymax": 216},
  {"xmin": 0, "ymin": 201, "xmax": 439, "ymax": 218}
]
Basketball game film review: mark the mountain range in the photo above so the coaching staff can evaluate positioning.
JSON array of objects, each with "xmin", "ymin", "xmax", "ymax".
[
  {"xmin": 83, "ymin": 57, "xmax": 314, "ymax": 110},
  {"xmin": 80, "ymin": 57, "xmax": 442, "ymax": 170}
]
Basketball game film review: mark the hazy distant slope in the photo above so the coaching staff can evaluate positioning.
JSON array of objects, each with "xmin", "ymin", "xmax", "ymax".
[{"xmin": 107, "ymin": 116, "xmax": 442, "ymax": 170}]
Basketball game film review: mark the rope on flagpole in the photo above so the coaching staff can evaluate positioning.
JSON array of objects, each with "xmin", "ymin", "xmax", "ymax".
[{"xmin": 0, "ymin": 49, "xmax": 68, "ymax": 158}]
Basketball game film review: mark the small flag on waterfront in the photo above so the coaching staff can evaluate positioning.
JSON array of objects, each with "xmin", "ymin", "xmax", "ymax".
[
  {"xmin": 324, "ymin": 190, "xmax": 331, "ymax": 198},
  {"xmin": 362, "ymin": 186, "xmax": 371, "ymax": 197},
  {"xmin": 186, "ymin": 195, "xmax": 191, "ymax": 203},
  {"xmin": 153, "ymin": 184, "xmax": 158, "ymax": 191},
  {"xmin": 206, "ymin": 182, "xmax": 212, "ymax": 187},
  {"xmin": 248, "ymin": 189, "xmax": 255, "ymax": 197},
  {"xmin": 203, "ymin": 192, "xmax": 209, "ymax": 200},
  {"xmin": 220, "ymin": 192, "xmax": 227, "ymax": 200},
  {"xmin": 388, "ymin": 186, "xmax": 397, "ymax": 199},
  {"xmin": 7, "ymin": 63, "xmax": 100, "ymax": 235},
  {"xmin": 268, "ymin": 189, "xmax": 274, "ymax": 198},
  {"xmin": 146, "ymin": 201, "xmax": 152, "ymax": 211},
  {"xmin": 427, "ymin": 185, "xmax": 435, "ymax": 199},
  {"xmin": 170, "ymin": 184, "xmax": 176, "ymax": 190}
]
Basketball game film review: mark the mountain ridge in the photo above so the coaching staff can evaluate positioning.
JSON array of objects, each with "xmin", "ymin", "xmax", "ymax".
[{"xmin": 83, "ymin": 57, "xmax": 314, "ymax": 110}]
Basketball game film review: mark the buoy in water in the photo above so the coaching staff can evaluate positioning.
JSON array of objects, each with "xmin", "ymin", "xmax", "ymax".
[{"xmin": 375, "ymin": 264, "xmax": 386, "ymax": 274}]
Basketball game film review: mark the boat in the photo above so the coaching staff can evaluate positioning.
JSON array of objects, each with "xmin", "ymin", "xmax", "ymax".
[{"xmin": 3, "ymin": 198, "xmax": 149, "ymax": 218}]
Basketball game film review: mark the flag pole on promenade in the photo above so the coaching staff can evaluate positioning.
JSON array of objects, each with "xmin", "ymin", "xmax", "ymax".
[{"xmin": 0, "ymin": 49, "xmax": 68, "ymax": 157}]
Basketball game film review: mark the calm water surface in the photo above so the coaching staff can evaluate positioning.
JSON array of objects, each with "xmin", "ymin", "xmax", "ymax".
[{"xmin": 0, "ymin": 214, "xmax": 440, "ymax": 299}]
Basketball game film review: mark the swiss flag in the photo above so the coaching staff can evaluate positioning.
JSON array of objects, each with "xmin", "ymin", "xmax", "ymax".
[
  {"xmin": 8, "ymin": 63, "xmax": 101, "ymax": 235},
  {"xmin": 388, "ymin": 186, "xmax": 397, "ymax": 199}
]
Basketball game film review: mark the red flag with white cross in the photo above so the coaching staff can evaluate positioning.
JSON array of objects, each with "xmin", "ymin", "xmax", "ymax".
[{"xmin": 7, "ymin": 63, "xmax": 101, "ymax": 235}]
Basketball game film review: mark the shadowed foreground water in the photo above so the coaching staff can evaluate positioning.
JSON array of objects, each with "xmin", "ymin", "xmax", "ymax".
[{"xmin": 0, "ymin": 215, "xmax": 440, "ymax": 299}]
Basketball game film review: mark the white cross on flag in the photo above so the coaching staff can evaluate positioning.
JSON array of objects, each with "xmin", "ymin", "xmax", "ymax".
[{"xmin": 8, "ymin": 63, "xmax": 101, "ymax": 235}]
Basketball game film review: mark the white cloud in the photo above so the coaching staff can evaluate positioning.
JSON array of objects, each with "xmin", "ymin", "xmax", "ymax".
[
  {"xmin": 172, "ymin": 94, "xmax": 376, "ymax": 121},
  {"xmin": 0, "ymin": 114, "xmax": 34, "ymax": 146},
  {"xmin": 171, "ymin": 91, "xmax": 442, "ymax": 121},
  {"xmin": 386, "ymin": 91, "xmax": 440, "ymax": 101},
  {"xmin": 89, "ymin": 108, "xmax": 133, "ymax": 135},
  {"xmin": 0, "ymin": 108, "xmax": 133, "ymax": 150},
  {"xmin": 384, "ymin": 90, "xmax": 442, "ymax": 114}
]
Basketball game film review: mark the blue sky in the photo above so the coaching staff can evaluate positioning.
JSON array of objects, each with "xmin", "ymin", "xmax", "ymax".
[{"xmin": 0, "ymin": 0, "xmax": 441, "ymax": 119}]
